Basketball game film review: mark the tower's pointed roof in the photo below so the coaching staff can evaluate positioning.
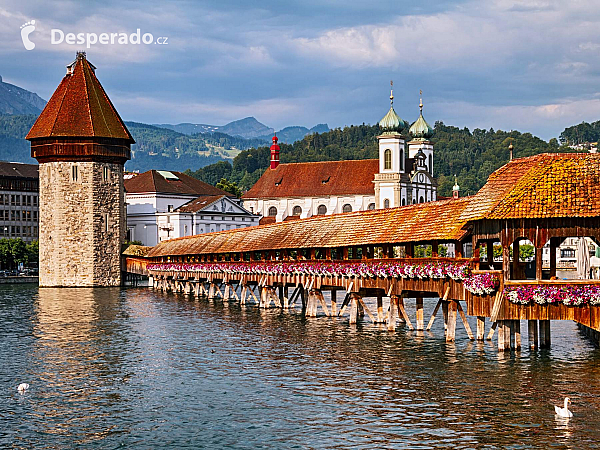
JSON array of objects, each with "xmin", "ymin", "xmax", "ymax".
[{"xmin": 26, "ymin": 52, "xmax": 134, "ymax": 143}]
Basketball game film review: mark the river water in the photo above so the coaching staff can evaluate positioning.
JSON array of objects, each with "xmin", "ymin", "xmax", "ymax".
[{"xmin": 1, "ymin": 284, "xmax": 600, "ymax": 449}]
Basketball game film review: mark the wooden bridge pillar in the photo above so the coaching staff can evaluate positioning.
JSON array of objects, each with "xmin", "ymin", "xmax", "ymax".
[
  {"xmin": 387, "ymin": 295, "xmax": 399, "ymax": 331},
  {"xmin": 528, "ymin": 320, "xmax": 538, "ymax": 349},
  {"xmin": 416, "ymin": 297, "xmax": 424, "ymax": 330},
  {"xmin": 446, "ymin": 300, "xmax": 457, "ymax": 342},
  {"xmin": 376, "ymin": 293, "xmax": 384, "ymax": 323},
  {"xmin": 349, "ymin": 293, "xmax": 359, "ymax": 324},
  {"xmin": 476, "ymin": 316, "xmax": 485, "ymax": 340},
  {"xmin": 539, "ymin": 320, "xmax": 551, "ymax": 348},
  {"xmin": 442, "ymin": 301, "xmax": 449, "ymax": 331},
  {"xmin": 330, "ymin": 290, "xmax": 337, "ymax": 316}
]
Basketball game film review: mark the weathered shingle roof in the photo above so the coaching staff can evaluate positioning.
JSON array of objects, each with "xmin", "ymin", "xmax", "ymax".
[
  {"xmin": 26, "ymin": 54, "xmax": 134, "ymax": 142},
  {"xmin": 460, "ymin": 153, "xmax": 600, "ymax": 220},
  {"xmin": 146, "ymin": 196, "xmax": 473, "ymax": 257},
  {"xmin": 125, "ymin": 170, "xmax": 229, "ymax": 196},
  {"xmin": 242, "ymin": 159, "xmax": 379, "ymax": 199},
  {"xmin": 0, "ymin": 162, "xmax": 38, "ymax": 179}
]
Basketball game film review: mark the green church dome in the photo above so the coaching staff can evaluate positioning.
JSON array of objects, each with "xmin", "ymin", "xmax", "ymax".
[
  {"xmin": 409, "ymin": 100, "xmax": 433, "ymax": 140},
  {"xmin": 378, "ymin": 82, "xmax": 407, "ymax": 134}
]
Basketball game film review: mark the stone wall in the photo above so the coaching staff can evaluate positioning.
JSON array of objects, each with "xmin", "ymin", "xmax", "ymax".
[{"xmin": 39, "ymin": 161, "xmax": 124, "ymax": 287}]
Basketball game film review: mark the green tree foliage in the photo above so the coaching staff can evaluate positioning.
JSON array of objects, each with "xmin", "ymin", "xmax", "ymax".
[
  {"xmin": 215, "ymin": 178, "xmax": 242, "ymax": 197},
  {"xmin": 0, "ymin": 238, "xmax": 33, "ymax": 269},
  {"xmin": 559, "ymin": 120, "xmax": 600, "ymax": 145}
]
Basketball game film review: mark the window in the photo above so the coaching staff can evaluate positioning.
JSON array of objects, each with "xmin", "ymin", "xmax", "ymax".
[
  {"xmin": 33, "ymin": 211, "xmax": 38, "ymax": 221},
  {"xmin": 384, "ymin": 199, "xmax": 390, "ymax": 208},
  {"xmin": 317, "ymin": 204, "xmax": 327, "ymax": 215},
  {"xmin": 292, "ymin": 205, "xmax": 302, "ymax": 216},
  {"xmin": 342, "ymin": 204, "xmax": 352, "ymax": 213},
  {"xmin": 401, "ymin": 198, "xmax": 406, "ymax": 206},
  {"xmin": 33, "ymin": 196, "xmax": 37, "ymax": 207},
  {"xmin": 184, "ymin": 225, "xmax": 188, "ymax": 235},
  {"xmin": 103, "ymin": 166, "xmax": 110, "ymax": 182},
  {"xmin": 105, "ymin": 214, "xmax": 109, "ymax": 232},
  {"xmin": 428, "ymin": 154, "xmax": 433, "ymax": 174},
  {"xmin": 384, "ymin": 149, "xmax": 392, "ymax": 170},
  {"xmin": 400, "ymin": 149, "xmax": 404, "ymax": 171},
  {"xmin": 72, "ymin": 165, "xmax": 78, "ymax": 182},
  {"xmin": 419, "ymin": 196, "xmax": 425, "ymax": 203},
  {"xmin": 167, "ymin": 205, "xmax": 174, "ymax": 212},
  {"xmin": 268, "ymin": 206, "xmax": 277, "ymax": 216},
  {"xmin": 367, "ymin": 203, "xmax": 375, "ymax": 210},
  {"xmin": 561, "ymin": 249, "xmax": 575, "ymax": 258}
]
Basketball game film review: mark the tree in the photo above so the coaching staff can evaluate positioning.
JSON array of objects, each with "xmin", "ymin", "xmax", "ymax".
[
  {"xmin": 25, "ymin": 240, "xmax": 38, "ymax": 265},
  {"xmin": 216, "ymin": 178, "xmax": 242, "ymax": 198}
]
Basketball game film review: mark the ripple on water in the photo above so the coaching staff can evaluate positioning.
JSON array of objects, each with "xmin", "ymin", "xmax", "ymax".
[{"xmin": 0, "ymin": 285, "xmax": 599, "ymax": 448}]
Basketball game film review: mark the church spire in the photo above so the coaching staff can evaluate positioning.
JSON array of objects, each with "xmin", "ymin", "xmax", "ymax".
[{"xmin": 379, "ymin": 80, "xmax": 407, "ymax": 134}]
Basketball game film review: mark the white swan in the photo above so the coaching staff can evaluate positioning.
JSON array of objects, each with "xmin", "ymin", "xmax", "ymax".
[
  {"xmin": 17, "ymin": 383, "xmax": 29, "ymax": 393},
  {"xmin": 554, "ymin": 397, "xmax": 573, "ymax": 418}
]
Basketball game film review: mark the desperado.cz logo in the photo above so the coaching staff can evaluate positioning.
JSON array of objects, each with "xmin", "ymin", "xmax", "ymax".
[{"xmin": 20, "ymin": 20, "xmax": 168, "ymax": 50}]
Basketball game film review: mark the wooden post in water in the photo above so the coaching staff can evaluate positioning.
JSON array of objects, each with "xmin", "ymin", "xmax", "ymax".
[
  {"xmin": 497, "ymin": 321, "xmax": 508, "ymax": 351},
  {"xmin": 446, "ymin": 300, "xmax": 457, "ymax": 342},
  {"xmin": 349, "ymin": 294, "xmax": 358, "ymax": 324},
  {"xmin": 508, "ymin": 320, "xmax": 515, "ymax": 349},
  {"xmin": 416, "ymin": 297, "xmax": 424, "ymax": 331},
  {"xmin": 330, "ymin": 290, "xmax": 337, "ymax": 317},
  {"xmin": 476, "ymin": 317, "xmax": 485, "ymax": 340},
  {"xmin": 539, "ymin": 320, "xmax": 551, "ymax": 348},
  {"xmin": 387, "ymin": 295, "xmax": 399, "ymax": 331},
  {"xmin": 442, "ymin": 301, "xmax": 449, "ymax": 331},
  {"xmin": 377, "ymin": 292, "xmax": 384, "ymax": 323},
  {"xmin": 528, "ymin": 320, "xmax": 538, "ymax": 349},
  {"xmin": 514, "ymin": 320, "xmax": 521, "ymax": 350}
]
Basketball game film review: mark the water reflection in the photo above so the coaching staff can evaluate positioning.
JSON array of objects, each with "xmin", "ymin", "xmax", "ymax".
[{"xmin": 1, "ymin": 286, "xmax": 600, "ymax": 448}]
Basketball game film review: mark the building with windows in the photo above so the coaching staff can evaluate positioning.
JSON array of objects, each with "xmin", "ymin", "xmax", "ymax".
[
  {"xmin": 125, "ymin": 170, "xmax": 259, "ymax": 246},
  {"xmin": 0, "ymin": 162, "xmax": 39, "ymax": 242},
  {"xmin": 242, "ymin": 88, "xmax": 438, "ymax": 223}
]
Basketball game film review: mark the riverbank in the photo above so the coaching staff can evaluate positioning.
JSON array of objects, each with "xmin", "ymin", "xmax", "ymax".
[{"xmin": 0, "ymin": 276, "xmax": 38, "ymax": 284}]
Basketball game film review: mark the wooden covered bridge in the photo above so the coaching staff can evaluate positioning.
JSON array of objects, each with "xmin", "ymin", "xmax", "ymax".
[{"xmin": 125, "ymin": 153, "xmax": 600, "ymax": 351}]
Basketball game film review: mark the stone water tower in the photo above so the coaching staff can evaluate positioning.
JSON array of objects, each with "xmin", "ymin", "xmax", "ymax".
[{"xmin": 26, "ymin": 52, "xmax": 133, "ymax": 286}]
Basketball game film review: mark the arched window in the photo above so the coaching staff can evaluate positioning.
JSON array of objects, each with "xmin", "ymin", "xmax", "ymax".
[
  {"xmin": 384, "ymin": 149, "xmax": 392, "ymax": 170},
  {"xmin": 384, "ymin": 199, "xmax": 390, "ymax": 208},
  {"xmin": 292, "ymin": 205, "xmax": 302, "ymax": 216},
  {"xmin": 268, "ymin": 206, "xmax": 277, "ymax": 216},
  {"xmin": 367, "ymin": 203, "xmax": 375, "ymax": 210},
  {"xmin": 419, "ymin": 196, "xmax": 425, "ymax": 203},
  {"xmin": 413, "ymin": 199, "xmax": 416, "ymax": 204},
  {"xmin": 400, "ymin": 149, "xmax": 404, "ymax": 171},
  {"xmin": 401, "ymin": 198, "xmax": 406, "ymax": 206},
  {"xmin": 317, "ymin": 204, "xmax": 327, "ymax": 215},
  {"xmin": 342, "ymin": 204, "xmax": 352, "ymax": 213},
  {"xmin": 428, "ymin": 154, "xmax": 433, "ymax": 174}
]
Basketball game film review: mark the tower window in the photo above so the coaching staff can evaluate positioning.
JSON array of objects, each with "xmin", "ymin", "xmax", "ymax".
[
  {"xmin": 292, "ymin": 205, "xmax": 302, "ymax": 216},
  {"xmin": 103, "ymin": 166, "xmax": 109, "ymax": 181},
  {"xmin": 384, "ymin": 199, "xmax": 390, "ymax": 208},
  {"xmin": 367, "ymin": 203, "xmax": 375, "ymax": 210},
  {"xmin": 72, "ymin": 165, "xmax": 78, "ymax": 182},
  {"xmin": 317, "ymin": 205, "xmax": 327, "ymax": 215},
  {"xmin": 384, "ymin": 149, "xmax": 392, "ymax": 170},
  {"xmin": 402, "ymin": 198, "xmax": 406, "ymax": 206},
  {"xmin": 400, "ymin": 149, "xmax": 404, "ymax": 171},
  {"xmin": 268, "ymin": 206, "xmax": 277, "ymax": 216},
  {"xmin": 428, "ymin": 154, "xmax": 433, "ymax": 174},
  {"xmin": 105, "ymin": 213, "xmax": 109, "ymax": 232},
  {"xmin": 419, "ymin": 196, "xmax": 425, "ymax": 203},
  {"xmin": 342, "ymin": 204, "xmax": 352, "ymax": 213}
]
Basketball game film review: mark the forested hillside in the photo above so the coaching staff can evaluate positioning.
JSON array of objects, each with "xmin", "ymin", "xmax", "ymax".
[
  {"xmin": 186, "ymin": 122, "xmax": 568, "ymax": 197},
  {"xmin": 559, "ymin": 120, "xmax": 600, "ymax": 145}
]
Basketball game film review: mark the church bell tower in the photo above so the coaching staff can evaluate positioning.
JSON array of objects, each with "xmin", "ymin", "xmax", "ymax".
[{"xmin": 26, "ymin": 52, "xmax": 134, "ymax": 287}]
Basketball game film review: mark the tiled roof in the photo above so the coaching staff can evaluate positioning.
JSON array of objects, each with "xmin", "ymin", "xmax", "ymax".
[
  {"xmin": 460, "ymin": 153, "xmax": 600, "ymax": 220},
  {"xmin": 175, "ymin": 195, "xmax": 225, "ymax": 213},
  {"xmin": 242, "ymin": 159, "xmax": 379, "ymax": 199},
  {"xmin": 146, "ymin": 196, "xmax": 473, "ymax": 257},
  {"xmin": 26, "ymin": 53, "xmax": 134, "ymax": 142},
  {"xmin": 124, "ymin": 170, "xmax": 230, "ymax": 196},
  {"xmin": 0, "ymin": 162, "xmax": 38, "ymax": 179}
]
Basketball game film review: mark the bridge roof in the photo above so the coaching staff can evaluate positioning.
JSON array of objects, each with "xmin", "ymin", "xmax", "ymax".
[
  {"xmin": 146, "ymin": 196, "xmax": 473, "ymax": 257},
  {"xmin": 242, "ymin": 159, "xmax": 380, "ymax": 199},
  {"xmin": 461, "ymin": 152, "xmax": 600, "ymax": 220}
]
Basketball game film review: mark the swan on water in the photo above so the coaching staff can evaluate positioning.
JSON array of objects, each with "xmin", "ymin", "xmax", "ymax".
[
  {"xmin": 554, "ymin": 397, "xmax": 573, "ymax": 418},
  {"xmin": 17, "ymin": 383, "xmax": 29, "ymax": 393}
]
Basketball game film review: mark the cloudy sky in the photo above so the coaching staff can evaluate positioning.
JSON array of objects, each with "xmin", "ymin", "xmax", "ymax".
[{"xmin": 1, "ymin": 0, "xmax": 600, "ymax": 139}]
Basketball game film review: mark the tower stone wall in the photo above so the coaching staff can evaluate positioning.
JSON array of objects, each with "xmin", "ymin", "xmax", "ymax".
[{"xmin": 39, "ymin": 161, "xmax": 125, "ymax": 286}]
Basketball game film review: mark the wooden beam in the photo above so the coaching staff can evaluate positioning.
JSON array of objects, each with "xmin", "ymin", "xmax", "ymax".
[
  {"xmin": 426, "ymin": 299, "xmax": 442, "ymax": 331},
  {"xmin": 490, "ymin": 291, "xmax": 503, "ymax": 323},
  {"xmin": 397, "ymin": 296, "xmax": 414, "ymax": 330},
  {"xmin": 416, "ymin": 297, "xmax": 424, "ymax": 331},
  {"xmin": 486, "ymin": 321, "xmax": 497, "ymax": 340},
  {"xmin": 330, "ymin": 290, "xmax": 337, "ymax": 317},
  {"xmin": 528, "ymin": 319, "xmax": 538, "ymax": 350},
  {"xmin": 476, "ymin": 316, "xmax": 485, "ymax": 340},
  {"xmin": 357, "ymin": 296, "xmax": 377, "ymax": 323},
  {"xmin": 456, "ymin": 301, "xmax": 474, "ymax": 340},
  {"xmin": 446, "ymin": 300, "xmax": 457, "ymax": 342},
  {"xmin": 377, "ymin": 293, "xmax": 384, "ymax": 323},
  {"xmin": 387, "ymin": 295, "xmax": 399, "ymax": 331}
]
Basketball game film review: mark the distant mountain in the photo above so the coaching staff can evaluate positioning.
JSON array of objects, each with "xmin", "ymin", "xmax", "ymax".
[
  {"xmin": 261, "ymin": 124, "xmax": 329, "ymax": 144},
  {"xmin": 156, "ymin": 117, "xmax": 274, "ymax": 139},
  {"xmin": 0, "ymin": 76, "xmax": 46, "ymax": 115}
]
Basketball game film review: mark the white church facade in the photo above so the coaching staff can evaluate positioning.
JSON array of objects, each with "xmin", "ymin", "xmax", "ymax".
[{"xmin": 242, "ymin": 88, "xmax": 438, "ymax": 223}]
